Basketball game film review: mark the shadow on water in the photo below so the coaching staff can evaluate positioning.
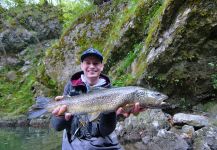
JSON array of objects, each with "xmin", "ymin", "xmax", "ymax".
[{"xmin": 0, "ymin": 127, "xmax": 62, "ymax": 150}]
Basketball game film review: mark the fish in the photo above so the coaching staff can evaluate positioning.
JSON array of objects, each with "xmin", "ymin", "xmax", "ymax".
[{"xmin": 45, "ymin": 86, "xmax": 168, "ymax": 120}]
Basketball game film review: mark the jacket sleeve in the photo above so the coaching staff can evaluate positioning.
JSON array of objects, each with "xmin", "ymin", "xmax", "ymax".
[
  {"xmin": 98, "ymin": 111, "xmax": 117, "ymax": 137},
  {"xmin": 63, "ymin": 81, "xmax": 73, "ymax": 96}
]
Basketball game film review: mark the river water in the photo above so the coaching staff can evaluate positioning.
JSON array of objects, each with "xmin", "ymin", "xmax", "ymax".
[{"xmin": 0, "ymin": 127, "xmax": 62, "ymax": 150}]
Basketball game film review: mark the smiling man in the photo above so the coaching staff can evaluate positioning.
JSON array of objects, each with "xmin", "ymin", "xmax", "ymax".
[{"xmin": 51, "ymin": 48, "xmax": 141, "ymax": 150}]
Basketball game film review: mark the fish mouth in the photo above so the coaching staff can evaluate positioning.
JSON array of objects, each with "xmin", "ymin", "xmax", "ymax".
[{"xmin": 160, "ymin": 95, "xmax": 168, "ymax": 101}]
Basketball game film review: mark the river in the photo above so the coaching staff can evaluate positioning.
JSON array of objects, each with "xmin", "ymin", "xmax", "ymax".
[{"xmin": 0, "ymin": 127, "xmax": 62, "ymax": 150}]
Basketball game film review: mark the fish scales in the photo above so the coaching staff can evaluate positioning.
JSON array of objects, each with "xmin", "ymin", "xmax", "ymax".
[{"xmin": 46, "ymin": 86, "xmax": 168, "ymax": 114}]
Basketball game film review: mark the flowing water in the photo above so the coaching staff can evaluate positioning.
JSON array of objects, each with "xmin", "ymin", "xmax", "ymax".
[{"xmin": 0, "ymin": 127, "xmax": 62, "ymax": 150}]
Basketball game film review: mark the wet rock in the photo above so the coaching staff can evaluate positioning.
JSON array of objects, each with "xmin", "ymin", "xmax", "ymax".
[
  {"xmin": 0, "ymin": 115, "xmax": 30, "ymax": 127},
  {"xmin": 29, "ymin": 118, "xmax": 50, "ymax": 128},
  {"xmin": 0, "ymin": 119, "xmax": 17, "ymax": 127},
  {"xmin": 173, "ymin": 113, "xmax": 209, "ymax": 127}
]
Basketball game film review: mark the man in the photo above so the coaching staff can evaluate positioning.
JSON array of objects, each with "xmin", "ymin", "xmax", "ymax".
[{"xmin": 51, "ymin": 48, "xmax": 142, "ymax": 150}]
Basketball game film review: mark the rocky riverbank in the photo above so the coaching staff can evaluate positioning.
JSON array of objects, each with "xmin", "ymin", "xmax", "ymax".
[{"xmin": 1, "ymin": 109, "xmax": 216, "ymax": 150}]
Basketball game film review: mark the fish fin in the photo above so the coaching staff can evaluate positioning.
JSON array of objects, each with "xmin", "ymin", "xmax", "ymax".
[
  {"xmin": 28, "ymin": 109, "xmax": 48, "ymax": 119},
  {"xmin": 88, "ymin": 112, "xmax": 101, "ymax": 122}
]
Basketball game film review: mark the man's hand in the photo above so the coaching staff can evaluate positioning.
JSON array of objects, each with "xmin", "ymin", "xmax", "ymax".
[
  {"xmin": 116, "ymin": 102, "xmax": 145, "ymax": 117},
  {"xmin": 52, "ymin": 96, "xmax": 72, "ymax": 121}
]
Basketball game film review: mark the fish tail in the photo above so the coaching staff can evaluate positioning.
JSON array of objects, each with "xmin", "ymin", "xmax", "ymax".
[{"xmin": 27, "ymin": 96, "xmax": 52, "ymax": 119}]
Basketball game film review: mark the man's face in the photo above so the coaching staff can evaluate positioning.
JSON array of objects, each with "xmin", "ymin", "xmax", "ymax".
[{"xmin": 81, "ymin": 56, "xmax": 104, "ymax": 79}]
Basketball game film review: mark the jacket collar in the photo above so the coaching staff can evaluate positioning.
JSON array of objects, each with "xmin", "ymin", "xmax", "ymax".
[{"xmin": 70, "ymin": 71, "xmax": 111, "ymax": 88}]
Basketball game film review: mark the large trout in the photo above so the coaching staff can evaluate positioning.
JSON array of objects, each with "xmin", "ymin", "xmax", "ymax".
[{"xmin": 46, "ymin": 86, "xmax": 168, "ymax": 119}]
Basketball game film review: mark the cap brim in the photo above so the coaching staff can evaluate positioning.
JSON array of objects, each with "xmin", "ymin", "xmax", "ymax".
[{"xmin": 81, "ymin": 53, "xmax": 103, "ymax": 62}]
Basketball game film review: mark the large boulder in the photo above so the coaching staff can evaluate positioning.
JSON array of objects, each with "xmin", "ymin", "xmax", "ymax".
[{"xmin": 173, "ymin": 113, "xmax": 209, "ymax": 127}]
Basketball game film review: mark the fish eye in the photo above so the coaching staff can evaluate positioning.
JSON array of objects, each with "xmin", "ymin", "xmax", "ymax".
[{"xmin": 156, "ymin": 93, "xmax": 161, "ymax": 96}]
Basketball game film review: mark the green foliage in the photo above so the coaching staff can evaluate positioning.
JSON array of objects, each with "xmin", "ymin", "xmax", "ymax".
[
  {"xmin": 14, "ymin": 0, "xmax": 25, "ymax": 6},
  {"xmin": 117, "ymin": 43, "xmax": 142, "ymax": 76},
  {"xmin": 60, "ymin": 0, "xmax": 95, "ymax": 30},
  {"xmin": 211, "ymin": 74, "xmax": 217, "ymax": 89},
  {"xmin": 208, "ymin": 62, "xmax": 217, "ymax": 89}
]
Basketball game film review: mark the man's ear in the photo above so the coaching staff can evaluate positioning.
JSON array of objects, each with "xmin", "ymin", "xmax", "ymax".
[
  {"xmin": 80, "ymin": 62, "xmax": 84, "ymax": 71},
  {"xmin": 100, "ymin": 63, "xmax": 104, "ymax": 71}
]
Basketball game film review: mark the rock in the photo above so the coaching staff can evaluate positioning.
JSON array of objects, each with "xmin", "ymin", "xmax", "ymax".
[
  {"xmin": 0, "ymin": 28, "xmax": 36, "ymax": 52},
  {"xmin": 0, "ymin": 115, "xmax": 30, "ymax": 127},
  {"xmin": 19, "ymin": 65, "xmax": 31, "ymax": 73},
  {"xmin": 0, "ymin": 119, "xmax": 17, "ymax": 127},
  {"xmin": 0, "ymin": 55, "xmax": 23, "ymax": 66},
  {"xmin": 181, "ymin": 125, "xmax": 195, "ymax": 138},
  {"xmin": 142, "ymin": 129, "xmax": 189, "ymax": 150},
  {"xmin": 116, "ymin": 109, "xmax": 170, "ymax": 143},
  {"xmin": 6, "ymin": 71, "xmax": 17, "ymax": 81},
  {"xmin": 173, "ymin": 113, "xmax": 209, "ymax": 127},
  {"xmin": 193, "ymin": 126, "xmax": 217, "ymax": 150},
  {"xmin": 29, "ymin": 118, "xmax": 50, "ymax": 127}
]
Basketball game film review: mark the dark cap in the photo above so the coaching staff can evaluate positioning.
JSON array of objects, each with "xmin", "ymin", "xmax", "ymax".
[{"xmin": 81, "ymin": 48, "xmax": 103, "ymax": 62}]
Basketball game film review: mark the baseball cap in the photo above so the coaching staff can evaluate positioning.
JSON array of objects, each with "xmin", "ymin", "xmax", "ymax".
[{"xmin": 80, "ymin": 48, "xmax": 103, "ymax": 62}]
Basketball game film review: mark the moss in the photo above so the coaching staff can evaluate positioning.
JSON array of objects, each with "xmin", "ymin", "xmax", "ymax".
[
  {"xmin": 45, "ymin": 45, "xmax": 65, "ymax": 68},
  {"xmin": 104, "ymin": 0, "xmax": 164, "ymax": 74},
  {"xmin": 110, "ymin": 42, "xmax": 143, "ymax": 85},
  {"xmin": 0, "ymin": 39, "xmax": 59, "ymax": 116},
  {"xmin": 130, "ymin": 0, "xmax": 174, "ymax": 83},
  {"xmin": 112, "ymin": 74, "xmax": 134, "ymax": 86},
  {"xmin": 202, "ymin": 101, "xmax": 217, "ymax": 113},
  {"xmin": 36, "ymin": 63, "xmax": 58, "ymax": 90}
]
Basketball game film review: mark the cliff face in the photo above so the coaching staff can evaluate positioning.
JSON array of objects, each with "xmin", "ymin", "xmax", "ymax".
[
  {"xmin": 45, "ymin": 0, "xmax": 217, "ymax": 110},
  {"xmin": 139, "ymin": 0, "xmax": 217, "ymax": 108},
  {"xmin": 0, "ymin": 4, "xmax": 61, "ymax": 115},
  {"xmin": 0, "ymin": 0, "xmax": 217, "ymax": 113}
]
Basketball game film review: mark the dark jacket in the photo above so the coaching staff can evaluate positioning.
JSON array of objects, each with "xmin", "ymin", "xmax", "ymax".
[{"xmin": 51, "ymin": 71, "xmax": 123, "ymax": 150}]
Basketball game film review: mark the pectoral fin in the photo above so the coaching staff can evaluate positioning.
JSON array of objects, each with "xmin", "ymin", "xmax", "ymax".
[{"xmin": 88, "ymin": 112, "xmax": 101, "ymax": 122}]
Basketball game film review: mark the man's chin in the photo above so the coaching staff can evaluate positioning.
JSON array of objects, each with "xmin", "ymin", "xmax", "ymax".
[{"xmin": 86, "ymin": 74, "xmax": 98, "ymax": 79}]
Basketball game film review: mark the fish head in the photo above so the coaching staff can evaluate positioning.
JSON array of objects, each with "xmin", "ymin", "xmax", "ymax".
[{"xmin": 134, "ymin": 87, "xmax": 168, "ymax": 106}]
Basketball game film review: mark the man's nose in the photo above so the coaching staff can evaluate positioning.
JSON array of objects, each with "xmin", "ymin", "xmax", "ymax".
[{"xmin": 89, "ymin": 63, "xmax": 95, "ymax": 68}]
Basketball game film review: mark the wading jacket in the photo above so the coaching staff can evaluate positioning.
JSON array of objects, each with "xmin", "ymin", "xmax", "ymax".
[{"xmin": 51, "ymin": 71, "xmax": 123, "ymax": 150}]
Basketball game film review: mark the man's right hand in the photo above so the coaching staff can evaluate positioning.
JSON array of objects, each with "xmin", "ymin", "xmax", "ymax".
[{"xmin": 52, "ymin": 96, "xmax": 72, "ymax": 121}]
